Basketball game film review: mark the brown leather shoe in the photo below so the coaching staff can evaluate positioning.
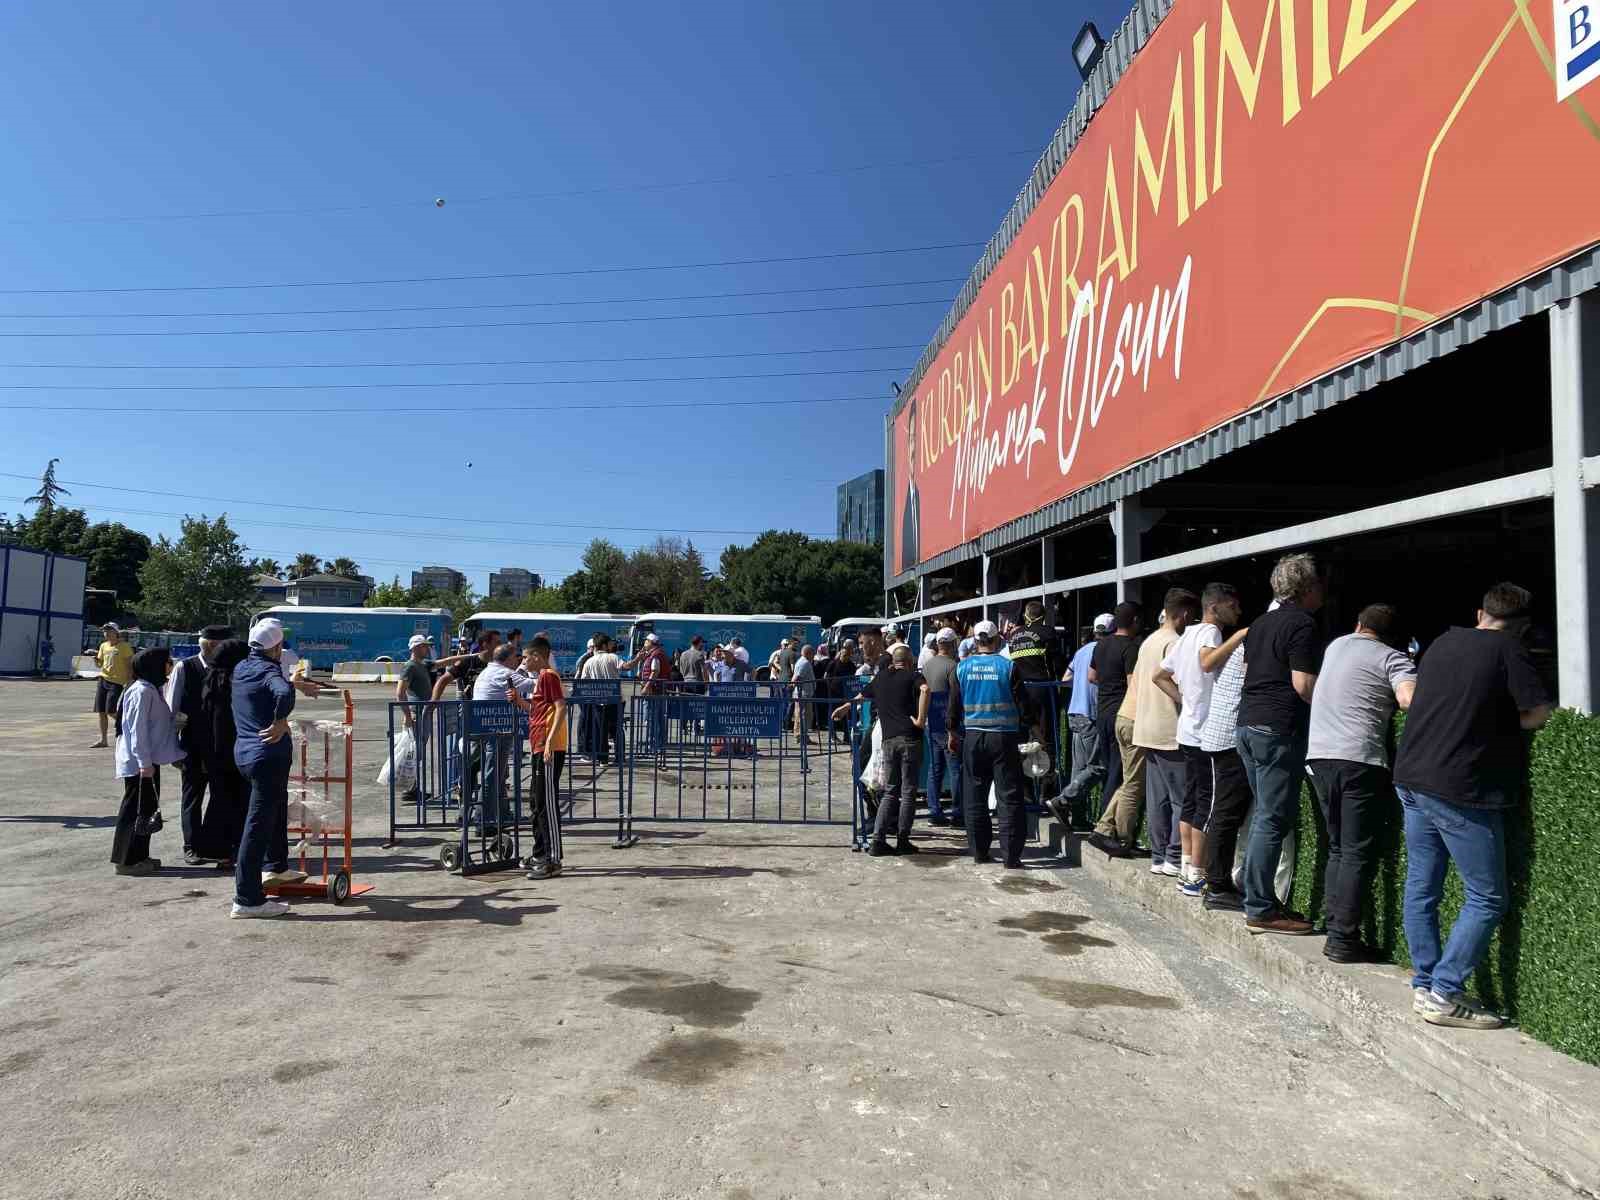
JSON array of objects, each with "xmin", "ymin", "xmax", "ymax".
[{"xmin": 1245, "ymin": 909, "xmax": 1314, "ymax": 935}]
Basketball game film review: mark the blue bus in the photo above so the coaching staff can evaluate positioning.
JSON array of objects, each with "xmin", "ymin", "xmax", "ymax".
[
  {"xmin": 628, "ymin": 613, "xmax": 822, "ymax": 673},
  {"xmin": 458, "ymin": 612, "xmax": 635, "ymax": 674},
  {"xmin": 252, "ymin": 606, "xmax": 449, "ymax": 670}
]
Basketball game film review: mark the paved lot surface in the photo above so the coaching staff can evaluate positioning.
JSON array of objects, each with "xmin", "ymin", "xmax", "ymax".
[{"xmin": 0, "ymin": 680, "xmax": 1576, "ymax": 1199}]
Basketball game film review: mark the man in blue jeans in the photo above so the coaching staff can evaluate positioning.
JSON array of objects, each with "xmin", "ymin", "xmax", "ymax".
[
  {"xmin": 1393, "ymin": 582, "xmax": 1550, "ymax": 1029},
  {"xmin": 920, "ymin": 628, "xmax": 961, "ymax": 825},
  {"xmin": 230, "ymin": 617, "xmax": 303, "ymax": 919},
  {"xmin": 1236, "ymin": 553, "xmax": 1325, "ymax": 935}
]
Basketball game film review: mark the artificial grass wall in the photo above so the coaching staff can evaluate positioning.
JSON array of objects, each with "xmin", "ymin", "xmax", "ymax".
[{"xmin": 1288, "ymin": 709, "xmax": 1600, "ymax": 1068}]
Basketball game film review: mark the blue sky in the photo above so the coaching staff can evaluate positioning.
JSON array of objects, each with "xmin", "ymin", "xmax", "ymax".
[{"xmin": 0, "ymin": 0, "xmax": 1129, "ymax": 591}]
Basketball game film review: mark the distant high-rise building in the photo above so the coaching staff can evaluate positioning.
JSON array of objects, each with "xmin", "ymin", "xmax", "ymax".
[
  {"xmin": 836, "ymin": 469, "xmax": 885, "ymax": 546},
  {"xmin": 488, "ymin": 567, "xmax": 541, "ymax": 601},
  {"xmin": 412, "ymin": 565, "xmax": 467, "ymax": 594}
]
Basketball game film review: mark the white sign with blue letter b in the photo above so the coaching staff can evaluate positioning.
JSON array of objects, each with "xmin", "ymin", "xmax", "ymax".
[{"xmin": 1558, "ymin": 0, "xmax": 1600, "ymax": 100}]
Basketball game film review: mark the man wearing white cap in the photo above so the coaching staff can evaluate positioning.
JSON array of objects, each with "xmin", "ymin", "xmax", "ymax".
[
  {"xmin": 917, "ymin": 632, "xmax": 937, "ymax": 670},
  {"xmin": 228, "ymin": 617, "xmax": 305, "ymax": 918},
  {"xmin": 622, "ymin": 632, "xmax": 670, "ymax": 753}
]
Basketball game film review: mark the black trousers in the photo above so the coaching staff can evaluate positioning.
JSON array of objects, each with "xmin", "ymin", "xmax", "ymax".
[
  {"xmin": 111, "ymin": 769, "xmax": 161, "ymax": 866},
  {"xmin": 529, "ymin": 751, "xmax": 566, "ymax": 862},
  {"xmin": 1095, "ymin": 709, "xmax": 1123, "ymax": 804},
  {"xmin": 1202, "ymin": 747, "xmax": 1252, "ymax": 890},
  {"xmin": 197, "ymin": 759, "xmax": 246, "ymax": 862},
  {"xmin": 963, "ymin": 730, "xmax": 1026, "ymax": 866},
  {"xmin": 1307, "ymin": 759, "xmax": 1389, "ymax": 952},
  {"xmin": 179, "ymin": 757, "xmax": 209, "ymax": 853}
]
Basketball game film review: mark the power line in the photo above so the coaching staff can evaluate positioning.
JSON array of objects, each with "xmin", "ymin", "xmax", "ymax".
[
  {"xmin": 0, "ymin": 364, "xmax": 912, "ymax": 392},
  {"xmin": 0, "ymin": 472, "xmax": 812, "ymax": 535},
  {"xmin": 0, "ymin": 240, "xmax": 983, "ymax": 296},
  {"xmin": 0, "ymin": 495, "xmax": 827, "ymax": 551},
  {"xmin": 0, "ymin": 296, "xmax": 945, "ymax": 338},
  {"xmin": 0, "ymin": 149, "xmax": 1038, "ymax": 227},
  {"xmin": 0, "ymin": 276, "xmax": 964, "ymax": 320},
  {"xmin": 0, "ymin": 390, "xmax": 885, "ymax": 414},
  {"xmin": 0, "ymin": 341, "xmax": 924, "ymax": 371}
]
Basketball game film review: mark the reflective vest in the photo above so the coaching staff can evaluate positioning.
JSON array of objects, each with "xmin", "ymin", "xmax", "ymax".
[{"xmin": 955, "ymin": 654, "xmax": 1020, "ymax": 732}]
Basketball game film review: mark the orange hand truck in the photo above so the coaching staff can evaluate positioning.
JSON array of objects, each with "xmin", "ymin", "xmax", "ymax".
[{"xmin": 267, "ymin": 688, "xmax": 374, "ymax": 905}]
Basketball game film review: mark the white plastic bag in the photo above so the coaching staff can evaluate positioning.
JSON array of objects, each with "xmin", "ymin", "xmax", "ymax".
[
  {"xmin": 378, "ymin": 727, "xmax": 417, "ymax": 789},
  {"xmin": 861, "ymin": 722, "xmax": 887, "ymax": 794}
]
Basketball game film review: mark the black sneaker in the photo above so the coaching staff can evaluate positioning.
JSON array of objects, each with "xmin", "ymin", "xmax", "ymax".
[
  {"xmin": 928, "ymin": 815, "xmax": 951, "ymax": 827},
  {"xmin": 1324, "ymin": 941, "xmax": 1388, "ymax": 964},
  {"xmin": 867, "ymin": 841, "xmax": 895, "ymax": 857},
  {"xmin": 525, "ymin": 861, "xmax": 562, "ymax": 880},
  {"xmin": 1046, "ymin": 797, "xmax": 1072, "ymax": 830},
  {"xmin": 183, "ymin": 849, "xmax": 202, "ymax": 866},
  {"xmin": 1085, "ymin": 832, "xmax": 1125, "ymax": 859},
  {"xmin": 1201, "ymin": 885, "xmax": 1245, "ymax": 912},
  {"xmin": 973, "ymin": 853, "xmax": 994, "ymax": 864},
  {"xmin": 894, "ymin": 839, "xmax": 920, "ymax": 855}
]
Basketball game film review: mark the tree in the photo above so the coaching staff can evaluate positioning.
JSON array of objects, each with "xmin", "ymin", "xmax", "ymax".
[
  {"xmin": 26, "ymin": 459, "xmax": 70, "ymax": 515},
  {"xmin": 558, "ymin": 539, "xmax": 628, "ymax": 611},
  {"xmin": 325, "ymin": 556, "xmax": 361, "ymax": 579},
  {"xmin": 367, "ymin": 575, "xmax": 410, "ymax": 607},
  {"xmin": 712, "ymin": 531, "xmax": 881, "ymax": 624},
  {"xmin": 290, "ymin": 552, "xmax": 322, "ymax": 579},
  {"xmin": 76, "ymin": 522, "xmax": 152, "ymax": 602},
  {"xmin": 616, "ymin": 537, "xmax": 706, "ymax": 613},
  {"xmin": 249, "ymin": 557, "xmax": 283, "ymax": 579},
  {"xmin": 136, "ymin": 514, "xmax": 258, "ymax": 630},
  {"xmin": 10, "ymin": 505, "xmax": 89, "ymax": 555}
]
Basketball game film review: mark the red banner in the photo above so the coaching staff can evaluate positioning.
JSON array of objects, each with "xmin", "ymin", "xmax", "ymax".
[{"xmin": 892, "ymin": 0, "xmax": 1600, "ymax": 575}]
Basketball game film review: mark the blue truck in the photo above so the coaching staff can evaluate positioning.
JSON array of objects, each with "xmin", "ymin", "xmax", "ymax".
[
  {"xmin": 627, "ymin": 613, "xmax": 822, "ymax": 673},
  {"xmin": 457, "ymin": 612, "xmax": 636, "ymax": 674},
  {"xmin": 252, "ymin": 606, "xmax": 449, "ymax": 670}
]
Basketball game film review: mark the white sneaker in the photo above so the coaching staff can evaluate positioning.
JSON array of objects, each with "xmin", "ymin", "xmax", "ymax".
[
  {"xmin": 263, "ymin": 869, "xmax": 307, "ymax": 885},
  {"xmin": 1412, "ymin": 987, "xmax": 1431, "ymax": 1014},
  {"xmin": 1149, "ymin": 861, "xmax": 1164, "ymax": 875},
  {"xmin": 1158, "ymin": 861, "xmax": 1182, "ymax": 877},
  {"xmin": 230, "ymin": 900, "xmax": 290, "ymax": 919},
  {"xmin": 1419, "ymin": 989, "xmax": 1506, "ymax": 1030}
]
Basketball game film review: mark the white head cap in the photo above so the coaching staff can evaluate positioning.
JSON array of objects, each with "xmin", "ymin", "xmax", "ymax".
[
  {"xmin": 936, "ymin": 627, "xmax": 957, "ymax": 643},
  {"xmin": 1093, "ymin": 612, "xmax": 1116, "ymax": 633},
  {"xmin": 880, "ymin": 623, "xmax": 897, "ymax": 636},
  {"xmin": 973, "ymin": 619, "xmax": 999, "ymax": 640},
  {"xmin": 248, "ymin": 617, "xmax": 285, "ymax": 650},
  {"xmin": 645, "ymin": 632, "xmax": 660, "ymax": 643},
  {"xmin": 586, "ymin": 637, "xmax": 595, "ymax": 649},
  {"xmin": 923, "ymin": 633, "xmax": 936, "ymax": 647},
  {"xmin": 407, "ymin": 633, "xmax": 429, "ymax": 650}
]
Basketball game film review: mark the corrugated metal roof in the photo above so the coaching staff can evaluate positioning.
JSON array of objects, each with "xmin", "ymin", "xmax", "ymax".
[{"xmin": 887, "ymin": 247, "xmax": 1600, "ymax": 587}]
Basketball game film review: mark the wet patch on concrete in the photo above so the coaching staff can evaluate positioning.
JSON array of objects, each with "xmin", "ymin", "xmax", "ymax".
[
  {"xmin": 183, "ymin": 941, "xmax": 199, "ymax": 950},
  {"xmin": 646, "ymin": 897, "xmax": 686, "ymax": 909},
  {"xmin": 604, "ymin": 980, "xmax": 761, "ymax": 1029},
  {"xmin": 517, "ymin": 1035, "xmax": 551, "ymax": 1049},
  {"xmin": 579, "ymin": 964, "xmax": 693, "ymax": 987},
  {"xmin": 1041, "ymin": 931, "xmax": 1116, "ymax": 957},
  {"xmin": 994, "ymin": 875, "xmax": 1063, "ymax": 895},
  {"xmin": 1233, "ymin": 1173, "xmax": 1376, "ymax": 1200},
  {"xmin": 1018, "ymin": 975, "xmax": 1180, "ymax": 1011},
  {"xmin": 588, "ymin": 1086, "xmax": 638, "ymax": 1110},
  {"xmin": 289, "ymin": 976, "xmax": 337, "ymax": 986},
  {"xmin": 902, "ymin": 851, "xmax": 961, "ymax": 868},
  {"xmin": 1, "ymin": 1017, "xmax": 60, "ymax": 1036},
  {"xmin": 632, "ymin": 1032, "xmax": 751, "ymax": 1086},
  {"xmin": 0, "ymin": 1049, "xmax": 44, "ymax": 1076},
  {"xmin": 270, "ymin": 1059, "xmax": 339, "ymax": 1084},
  {"xmin": 997, "ymin": 930, "xmax": 1028, "ymax": 938},
  {"xmin": 382, "ymin": 949, "xmax": 415, "ymax": 965},
  {"xmin": 997, "ymin": 912, "xmax": 1091, "ymax": 933}
]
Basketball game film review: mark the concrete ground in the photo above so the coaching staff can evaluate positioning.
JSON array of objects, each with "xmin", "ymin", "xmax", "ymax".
[{"xmin": 0, "ymin": 680, "xmax": 1577, "ymax": 1199}]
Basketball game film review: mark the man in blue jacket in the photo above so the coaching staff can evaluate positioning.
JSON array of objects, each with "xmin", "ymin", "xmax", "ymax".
[
  {"xmin": 947, "ymin": 620, "xmax": 1029, "ymax": 868},
  {"xmin": 230, "ymin": 617, "xmax": 304, "ymax": 918}
]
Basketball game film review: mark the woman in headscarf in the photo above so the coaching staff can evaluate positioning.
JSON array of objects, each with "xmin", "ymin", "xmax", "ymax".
[
  {"xmin": 111, "ymin": 647, "xmax": 185, "ymax": 876},
  {"xmin": 195, "ymin": 639, "xmax": 250, "ymax": 867}
]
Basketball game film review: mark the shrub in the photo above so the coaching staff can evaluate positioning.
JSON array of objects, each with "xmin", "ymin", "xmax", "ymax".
[{"xmin": 1289, "ymin": 709, "xmax": 1600, "ymax": 1067}]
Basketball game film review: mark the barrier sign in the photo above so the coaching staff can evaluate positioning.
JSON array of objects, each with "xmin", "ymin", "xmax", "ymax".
[
  {"xmin": 463, "ymin": 699, "xmax": 527, "ymax": 738},
  {"xmin": 570, "ymin": 678, "xmax": 622, "ymax": 705},
  {"xmin": 710, "ymin": 681, "xmax": 758, "ymax": 698},
  {"xmin": 840, "ymin": 676, "xmax": 867, "ymax": 698},
  {"xmin": 706, "ymin": 697, "xmax": 784, "ymax": 740}
]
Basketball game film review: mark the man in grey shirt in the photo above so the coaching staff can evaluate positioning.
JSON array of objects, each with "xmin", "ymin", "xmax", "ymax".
[
  {"xmin": 1305, "ymin": 602, "xmax": 1416, "ymax": 964},
  {"xmin": 921, "ymin": 628, "xmax": 961, "ymax": 825}
]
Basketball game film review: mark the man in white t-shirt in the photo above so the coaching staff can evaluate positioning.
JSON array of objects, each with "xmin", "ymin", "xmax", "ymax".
[
  {"xmin": 1156, "ymin": 583, "xmax": 1247, "ymax": 893},
  {"xmin": 580, "ymin": 635, "xmax": 624, "ymax": 764}
]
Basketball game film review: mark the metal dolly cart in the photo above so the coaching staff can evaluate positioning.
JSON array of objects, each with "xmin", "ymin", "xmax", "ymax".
[{"xmin": 267, "ymin": 689, "xmax": 374, "ymax": 905}]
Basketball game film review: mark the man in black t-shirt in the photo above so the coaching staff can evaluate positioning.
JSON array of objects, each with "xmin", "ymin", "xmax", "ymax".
[
  {"xmin": 1237, "ymin": 555, "xmax": 1325, "ymax": 935},
  {"xmin": 1088, "ymin": 601, "xmax": 1141, "ymax": 814},
  {"xmin": 833, "ymin": 644, "xmax": 928, "ymax": 856},
  {"xmin": 1393, "ymin": 582, "xmax": 1550, "ymax": 1030}
]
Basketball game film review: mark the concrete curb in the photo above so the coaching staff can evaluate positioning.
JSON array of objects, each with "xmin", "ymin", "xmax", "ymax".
[{"xmin": 1043, "ymin": 822, "xmax": 1600, "ymax": 1197}]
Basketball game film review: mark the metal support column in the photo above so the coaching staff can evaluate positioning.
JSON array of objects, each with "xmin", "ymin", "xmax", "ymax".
[
  {"xmin": 1551, "ymin": 293, "xmax": 1600, "ymax": 713},
  {"xmin": 1112, "ymin": 499, "xmax": 1161, "ymax": 608}
]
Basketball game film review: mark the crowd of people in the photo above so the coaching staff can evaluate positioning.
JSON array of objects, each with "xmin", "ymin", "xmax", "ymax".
[
  {"xmin": 97, "ymin": 617, "xmax": 326, "ymax": 917},
  {"xmin": 96, "ymin": 561, "xmax": 1553, "ymax": 1027}
]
